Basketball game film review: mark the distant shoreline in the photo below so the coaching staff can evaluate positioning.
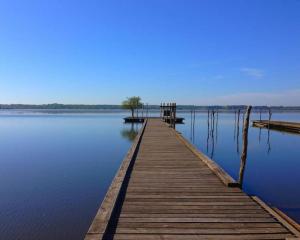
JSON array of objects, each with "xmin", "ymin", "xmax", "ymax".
[{"xmin": 1, "ymin": 104, "xmax": 300, "ymax": 113}]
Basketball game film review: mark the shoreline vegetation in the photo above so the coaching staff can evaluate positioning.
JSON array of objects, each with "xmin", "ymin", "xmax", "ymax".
[{"xmin": 1, "ymin": 103, "xmax": 300, "ymax": 112}]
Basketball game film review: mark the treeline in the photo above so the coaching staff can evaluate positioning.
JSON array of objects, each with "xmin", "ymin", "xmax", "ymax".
[
  {"xmin": 0, "ymin": 104, "xmax": 121, "ymax": 109},
  {"xmin": 0, "ymin": 103, "xmax": 300, "ymax": 112}
]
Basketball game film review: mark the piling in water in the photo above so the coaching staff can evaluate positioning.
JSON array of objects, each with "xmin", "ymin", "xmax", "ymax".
[{"xmin": 238, "ymin": 106, "xmax": 252, "ymax": 187}]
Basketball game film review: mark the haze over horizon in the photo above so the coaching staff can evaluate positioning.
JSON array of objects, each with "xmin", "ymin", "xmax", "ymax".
[{"xmin": 1, "ymin": 0, "xmax": 300, "ymax": 105}]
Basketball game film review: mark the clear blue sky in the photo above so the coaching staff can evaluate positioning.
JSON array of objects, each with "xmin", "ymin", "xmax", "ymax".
[{"xmin": 0, "ymin": 0, "xmax": 299, "ymax": 105}]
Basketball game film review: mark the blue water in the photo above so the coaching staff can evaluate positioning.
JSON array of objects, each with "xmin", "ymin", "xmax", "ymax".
[
  {"xmin": 176, "ymin": 111, "xmax": 300, "ymax": 224},
  {"xmin": 0, "ymin": 111, "xmax": 299, "ymax": 240},
  {"xmin": 0, "ymin": 112, "xmax": 140, "ymax": 240}
]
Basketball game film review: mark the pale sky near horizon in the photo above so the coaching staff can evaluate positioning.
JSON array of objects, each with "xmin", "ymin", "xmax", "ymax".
[{"xmin": 0, "ymin": 0, "xmax": 300, "ymax": 105}]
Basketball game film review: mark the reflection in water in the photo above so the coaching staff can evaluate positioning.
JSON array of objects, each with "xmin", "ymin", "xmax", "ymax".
[
  {"xmin": 190, "ymin": 108, "xmax": 196, "ymax": 143},
  {"xmin": 256, "ymin": 108, "xmax": 273, "ymax": 154},
  {"xmin": 188, "ymin": 109, "xmax": 277, "ymax": 188},
  {"xmin": 205, "ymin": 110, "xmax": 218, "ymax": 159},
  {"xmin": 190, "ymin": 110, "xmax": 193, "ymax": 141},
  {"xmin": 267, "ymin": 108, "xmax": 272, "ymax": 154},
  {"xmin": 189, "ymin": 110, "xmax": 276, "ymax": 188},
  {"xmin": 121, "ymin": 123, "xmax": 139, "ymax": 142},
  {"xmin": 193, "ymin": 109, "xmax": 196, "ymax": 141},
  {"xmin": 210, "ymin": 111, "xmax": 215, "ymax": 159},
  {"xmin": 206, "ymin": 110, "xmax": 210, "ymax": 153},
  {"xmin": 236, "ymin": 109, "xmax": 240, "ymax": 154},
  {"xmin": 216, "ymin": 111, "xmax": 219, "ymax": 144},
  {"xmin": 176, "ymin": 112, "xmax": 300, "ymax": 223},
  {"xmin": 267, "ymin": 130, "xmax": 271, "ymax": 154},
  {"xmin": 234, "ymin": 111, "xmax": 237, "ymax": 140}
]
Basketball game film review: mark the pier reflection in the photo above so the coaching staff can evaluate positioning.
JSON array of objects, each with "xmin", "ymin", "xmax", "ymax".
[{"xmin": 121, "ymin": 123, "xmax": 139, "ymax": 142}]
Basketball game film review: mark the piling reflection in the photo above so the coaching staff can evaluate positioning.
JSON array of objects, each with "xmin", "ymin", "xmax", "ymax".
[
  {"xmin": 234, "ymin": 111, "xmax": 236, "ymax": 140},
  {"xmin": 206, "ymin": 110, "xmax": 210, "ymax": 153},
  {"xmin": 190, "ymin": 107, "xmax": 196, "ymax": 143},
  {"xmin": 204, "ymin": 109, "xmax": 218, "ymax": 159},
  {"xmin": 236, "ymin": 110, "xmax": 240, "ymax": 154},
  {"xmin": 121, "ymin": 123, "xmax": 139, "ymax": 142},
  {"xmin": 267, "ymin": 108, "xmax": 272, "ymax": 154},
  {"xmin": 255, "ymin": 109, "xmax": 273, "ymax": 154},
  {"xmin": 187, "ymin": 109, "xmax": 275, "ymax": 188}
]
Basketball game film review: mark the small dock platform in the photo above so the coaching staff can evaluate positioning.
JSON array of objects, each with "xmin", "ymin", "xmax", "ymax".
[
  {"xmin": 124, "ymin": 117, "xmax": 184, "ymax": 124},
  {"xmin": 86, "ymin": 119, "xmax": 300, "ymax": 240},
  {"xmin": 124, "ymin": 117, "xmax": 145, "ymax": 123},
  {"xmin": 253, "ymin": 120, "xmax": 300, "ymax": 134}
]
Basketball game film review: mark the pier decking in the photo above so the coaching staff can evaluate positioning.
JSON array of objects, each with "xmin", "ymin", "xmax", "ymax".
[
  {"xmin": 86, "ymin": 119, "xmax": 300, "ymax": 240},
  {"xmin": 252, "ymin": 120, "xmax": 300, "ymax": 134}
]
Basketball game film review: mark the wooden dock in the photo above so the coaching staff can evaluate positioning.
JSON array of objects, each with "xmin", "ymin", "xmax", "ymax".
[
  {"xmin": 124, "ymin": 117, "xmax": 184, "ymax": 124},
  {"xmin": 252, "ymin": 120, "xmax": 300, "ymax": 134},
  {"xmin": 86, "ymin": 119, "xmax": 300, "ymax": 240}
]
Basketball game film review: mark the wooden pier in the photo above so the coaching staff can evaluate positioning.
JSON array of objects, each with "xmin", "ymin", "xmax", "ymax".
[
  {"xmin": 252, "ymin": 120, "xmax": 300, "ymax": 134},
  {"xmin": 86, "ymin": 119, "xmax": 300, "ymax": 240}
]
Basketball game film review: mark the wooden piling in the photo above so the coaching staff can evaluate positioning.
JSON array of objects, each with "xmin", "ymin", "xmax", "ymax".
[
  {"xmin": 236, "ymin": 109, "xmax": 241, "ymax": 153},
  {"xmin": 238, "ymin": 106, "xmax": 252, "ymax": 187}
]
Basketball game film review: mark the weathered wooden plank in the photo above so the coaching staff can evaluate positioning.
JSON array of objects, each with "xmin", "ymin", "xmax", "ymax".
[
  {"xmin": 119, "ymin": 213, "xmax": 271, "ymax": 218},
  {"xmin": 116, "ymin": 217, "xmax": 277, "ymax": 223},
  {"xmin": 116, "ymin": 222, "xmax": 284, "ymax": 228},
  {"xmin": 84, "ymin": 121, "xmax": 147, "ymax": 239},
  {"xmin": 114, "ymin": 227, "xmax": 289, "ymax": 234},
  {"xmin": 174, "ymin": 131, "xmax": 239, "ymax": 187},
  {"xmin": 110, "ymin": 233, "xmax": 294, "ymax": 240},
  {"xmin": 85, "ymin": 119, "xmax": 298, "ymax": 240},
  {"xmin": 252, "ymin": 196, "xmax": 300, "ymax": 237}
]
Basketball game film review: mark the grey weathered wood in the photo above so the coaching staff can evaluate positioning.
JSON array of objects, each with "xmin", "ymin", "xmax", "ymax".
[
  {"xmin": 238, "ymin": 105, "xmax": 252, "ymax": 186},
  {"xmin": 85, "ymin": 118, "xmax": 299, "ymax": 239},
  {"xmin": 252, "ymin": 120, "xmax": 300, "ymax": 134},
  {"xmin": 252, "ymin": 196, "xmax": 300, "ymax": 238},
  {"xmin": 84, "ymin": 120, "xmax": 147, "ymax": 239}
]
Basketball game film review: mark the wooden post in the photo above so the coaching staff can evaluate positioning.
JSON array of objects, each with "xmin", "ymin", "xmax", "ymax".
[
  {"xmin": 267, "ymin": 107, "xmax": 272, "ymax": 154},
  {"xmin": 242, "ymin": 111, "xmax": 245, "ymax": 124},
  {"xmin": 193, "ymin": 106, "xmax": 196, "ymax": 139},
  {"xmin": 234, "ymin": 110, "xmax": 236, "ymax": 140},
  {"xmin": 268, "ymin": 107, "xmax": 272, "ymax": 129},
  {"xmin": 211, "ymin": 110, "xmax": 215, "ymax": 138},
  {"xmin": 167, "ymin": 103, "xmax": 170, "ymax": 123},
  {"xmin": 236, "ymin": 109, "xmax": 240, "ymax": 153},
  {"xmin": 173, "ymin": 103, "xmax": 176, "ymax": 129},
  {"xmin": 160, "ymin": 103, "xmax": 162, "ymax": 118},
  {"xmin": 238, "ymin": 106, "xmax": 252, "ymax": 187},
  {"xmin": 259, "ymin": 109, "xmax": 262, "ymax": 121},
  {"xmin": 210, "ymin": 110, "xmax": 215, "ymax": 159},
  {"xmin": 207, "ymin": 109, "xmax": 210, "ymax": 153},
  {"xmin": 215, "ymin": 110, "xmax": 218, "ymax": 143},
  {"xmin": 170, "ymin": 103, "xmax": 173, "ymax": 127}
]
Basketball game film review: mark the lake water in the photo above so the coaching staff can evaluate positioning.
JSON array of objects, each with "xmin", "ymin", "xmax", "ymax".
[
  {"xmin": 176, "ymin": 111, "xmax": 300, "ymax": 224},
  {"xmin": 0, "ymin": 110, "xmax": 299, "ymax": 240},
  {"xmin": 0, "ymin": 111, "xmax": 141, "ymax": 240}
]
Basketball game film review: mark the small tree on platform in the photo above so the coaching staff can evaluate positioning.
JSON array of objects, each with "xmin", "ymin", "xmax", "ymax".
[{"xmin": 122, "ymin": 96, "xmax": 142, "ymax": 118}]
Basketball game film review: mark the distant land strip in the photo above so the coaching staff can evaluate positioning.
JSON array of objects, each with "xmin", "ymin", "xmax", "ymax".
[{"xmin": 1, "ymin": 104, "xmax": 300, "ymax": 112}]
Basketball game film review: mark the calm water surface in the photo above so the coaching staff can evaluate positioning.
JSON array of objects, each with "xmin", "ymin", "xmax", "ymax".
[
  {"xmin": 1, "ymin": 111, "xmax": 299, "ymax": 240},
  {"xmin": 0, "ymin": 111, "xmax": 140, "ymax": 240},
  {"xmin": 176, "ymin": 111, "xmax": 300, "ymax": 223}
]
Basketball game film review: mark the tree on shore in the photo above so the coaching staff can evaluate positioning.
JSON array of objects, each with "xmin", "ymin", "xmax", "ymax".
[{"xmin": 122, "ymin": 96, "xmax": 142, "ymax": 118}]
